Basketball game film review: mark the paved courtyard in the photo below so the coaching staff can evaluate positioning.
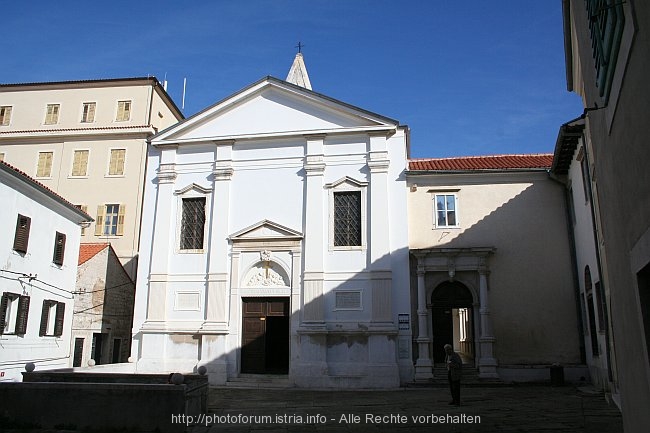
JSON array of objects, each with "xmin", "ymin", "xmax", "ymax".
[{"xmin": 190, "ymin": 385, "xmax": 622, "ymax": 433}]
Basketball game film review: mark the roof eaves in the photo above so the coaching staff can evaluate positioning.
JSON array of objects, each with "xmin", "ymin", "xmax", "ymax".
[
  {"xmin": 0, "ymin": 161, "xmax": 93, "ymax": 222},
  {"xmin": 0, "ymin": 76, "xmax": 157, "ymax": 89}
]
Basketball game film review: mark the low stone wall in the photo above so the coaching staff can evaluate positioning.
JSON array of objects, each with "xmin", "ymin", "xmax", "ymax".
[{"xmin": 1, "ymin": 372, "xmax": 208, "ymax": 432}]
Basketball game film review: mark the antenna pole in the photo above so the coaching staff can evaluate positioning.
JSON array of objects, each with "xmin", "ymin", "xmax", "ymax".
[{"xmin": 182, "ymin": 78, "xmax": 187, "ymax": 110}]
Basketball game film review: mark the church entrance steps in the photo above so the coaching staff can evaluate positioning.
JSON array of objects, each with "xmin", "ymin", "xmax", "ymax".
[
  {"xmin": 224, "ymin": 374, "xmax": 293, "ymax": 389},
  {"xmin": 408, "ymin": 363, "xmax": 506, "ymax": 388}
]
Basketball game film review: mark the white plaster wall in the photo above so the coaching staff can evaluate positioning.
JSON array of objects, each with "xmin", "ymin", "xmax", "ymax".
[{"xmin": 0, "ymin": 175, "xmax": 82, "ymax": 381}]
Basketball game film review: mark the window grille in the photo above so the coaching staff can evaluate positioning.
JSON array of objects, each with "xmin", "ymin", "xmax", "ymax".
[
  {"xmin": 334, "ymin": 191, "xmax": 361, "ymax": 246},
  {"xmin": 180, "ymin": 197, "xmax": 206, "ymax": 250}
]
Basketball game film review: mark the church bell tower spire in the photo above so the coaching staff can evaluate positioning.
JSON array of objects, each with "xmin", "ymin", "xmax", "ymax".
[{"xmin": 286, "ymin": 43, "xmax": 312, "ymax": 90}]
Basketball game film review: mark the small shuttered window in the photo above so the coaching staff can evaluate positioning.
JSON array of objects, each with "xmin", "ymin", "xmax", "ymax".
[
  {"xmin": 0, "ymin": 106, "xmax": 12, "ymax": 126},
  {"xmin": 75, "ymin": 205, "xmax": 88, "ymax": 235},
  {"xmin": 36, "ymin": 152, "xmax": 54, "ymax": 177},
  {"xmin": 116, "ymin": 100, "xmax": 131, "ymax": 121},
  {"xmin": 39, "ymin": 300, "xmax": 65, "ymax": 337},
  {"xmin": 13, "ymin": 214, "xmax": 31, "ymax": 253},
  {"xmin": 95, "ymin": 204, "xmax": 125, "ymax": 236},
  {"xmin": 45, "ymin": 104, "xmax": 60, "ymax": 124},
  {"xmin": 81, "ymin": 102, "xmax": 96, "ymax": 123},
  {"xmin": 585, "ymin": 0, "xmax": 626, "ymax": 101},
  {"xmin": 1, "ymin": 293, "xmax": 30, "ymax": 335},
  {"xmin": 53, "ymin": 232, "xmax": 66, "ymax": 266},
  {"xmin": 108, "ymin": 149, "xmax": 126, "ymax": 175},
  {"xmin": 72, "ymin": 150, "xmax": 89, "ymax": 176}
]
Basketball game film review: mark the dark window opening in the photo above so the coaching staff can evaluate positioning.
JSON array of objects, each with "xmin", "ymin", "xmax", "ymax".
[
  {"xmin": 334, "ymin": 191, "xmax": 361, "ymax": 246},
  {"xmin": 180, "ymin": 197, "xmax": 206, "ymax": 250}
]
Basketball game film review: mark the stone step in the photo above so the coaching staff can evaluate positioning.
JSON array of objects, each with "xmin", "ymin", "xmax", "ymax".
[
  {"xmin": 225, "ymin": 374, "xmax": 293, "ymax": 389},
  {"xmin": 410, "ymin": 364, "xmax": 506, "ymax": 388}
]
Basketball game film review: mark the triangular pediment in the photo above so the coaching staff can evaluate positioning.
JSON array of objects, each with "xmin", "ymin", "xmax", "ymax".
[
  {"xmin": 229, "ymin": 219, "xmax": 303, "ymax": 241},
  {"xmin": 152, "ymin": 77, "xmax": 398, "ymax": 144}
]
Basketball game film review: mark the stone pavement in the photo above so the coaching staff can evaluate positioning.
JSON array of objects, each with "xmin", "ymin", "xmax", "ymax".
[{"xmin": 189, "ymin": 384, "xmax": 622, "ymax": 433}]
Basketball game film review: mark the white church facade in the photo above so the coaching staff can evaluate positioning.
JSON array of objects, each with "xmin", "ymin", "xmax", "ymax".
[{"xmin": 131, "ymin": 55, "xmax": 413, "ymax": 387}]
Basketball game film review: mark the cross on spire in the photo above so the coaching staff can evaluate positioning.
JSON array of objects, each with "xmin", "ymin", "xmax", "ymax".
[{"xmin": 295, "ymin": 41, "xmax": 304, "ymax": 54}]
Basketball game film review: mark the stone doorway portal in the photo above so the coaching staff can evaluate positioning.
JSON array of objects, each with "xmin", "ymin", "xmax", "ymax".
[
  {"xmin": 431, "ymin": 281, "xmax": 474, "ymax": 364},
  {"xmin": 241, "ymin": 297, "xmax": 290, "ymax": 374}
]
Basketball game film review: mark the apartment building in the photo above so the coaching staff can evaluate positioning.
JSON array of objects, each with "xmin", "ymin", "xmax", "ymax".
[{"xmin": 0, "ymin": 78, "xmax": 184, "ymax": 279}]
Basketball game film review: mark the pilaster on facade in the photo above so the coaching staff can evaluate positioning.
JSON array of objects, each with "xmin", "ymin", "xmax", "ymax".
[
  {"xmin": 413, "ymin": 255, "xmax": 433, "ymax": 380},
  {"xmin": 212, "ymin": 140, "xmax": 235, "ymax": 181},
  {"xmin": 477, "ymin": 266, "xmax": 498, "ymax": 378},
  {"xmin": 302, "ymin": 135, "xmax": 326, "ymax": 330},
  {"xmin": 203, "ymin": 141, "xmax": 233, "ymax": 332},
  {"xmin": 303, "ymin": 134, "xmax": 326, "ymax": 175}
]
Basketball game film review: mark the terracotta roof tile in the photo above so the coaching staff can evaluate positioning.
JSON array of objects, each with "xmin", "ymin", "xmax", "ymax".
[
  {"xmin": 78, "ymin": 243, "xmax": 110, "ymax": 265},
  {"xmin": 408, "ymin": 154, "xmax": 553, "ymax": 172}
]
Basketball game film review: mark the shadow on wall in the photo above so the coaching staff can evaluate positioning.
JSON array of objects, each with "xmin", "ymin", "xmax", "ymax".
[
  {"xmin": 408, "ymin": 177, "xmax": 583, "ymax": 366},
  {"xmin": 130, "ymin": 246, "xmax": 413, "ymax": 388}
]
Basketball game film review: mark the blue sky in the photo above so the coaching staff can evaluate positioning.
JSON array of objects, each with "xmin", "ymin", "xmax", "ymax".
[{"xmin": 3, "ymin": 1, "xmax": 583, "ymax": 158}]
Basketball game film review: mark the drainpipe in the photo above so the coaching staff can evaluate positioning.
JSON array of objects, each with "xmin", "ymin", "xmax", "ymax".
[{"xmin": 548, "ymin": 170, "xmax": 587, "ymax": 364}]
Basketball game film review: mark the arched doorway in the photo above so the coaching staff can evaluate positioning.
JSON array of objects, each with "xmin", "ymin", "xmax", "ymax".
[{"xmin": 431, "ymin": 281, "xmax": 474, "ymax": 363}]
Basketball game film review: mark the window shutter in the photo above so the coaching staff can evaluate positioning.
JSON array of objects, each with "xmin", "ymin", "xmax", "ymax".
[
  {"xmin": 39, "ymin": 300, "xmax": 50, "ymax": 336},
  {"xmin": 80, "ymin": 205, "xmax": 88, "ymax": 235},
  {"xmin": 1, "ymin": 106, "xmax": 12, "ymax": 125},
  {"xmin": 0, "ymin": 293, "xmax": 9, "ymax": 336},
  {"xmin": 54, "ymin": 302, "xmax": 65, "ymax": 337},
  {"xmin": 116, "ymin": 204, "xmax": 125, "ymax": 236},
  {"xmin": 109, "ymin": 150, "xmax": 117, "ymax": 174},
  {"xmin": 16, "ymin": 295, "xmax": 30, "ymax": 335},
  {"xmin": 53, "ymin": 232, "xmax": 66, "ymax": 266},
  {"xmin": 116, "ymin": 149, "xmax": 125, "ymax": 174},
  {"xmin": 95, "ymin": 205, "xmax": 105, "ymax": 236},
  {"xmin": 13, "ymin": 214, "xmax": 31, "ymax": 253}
]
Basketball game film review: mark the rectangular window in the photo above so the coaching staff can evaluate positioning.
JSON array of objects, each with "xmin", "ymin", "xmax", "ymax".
[
  {"xmin": 434, "ymin": 194, "xmax": 458, "ymax": 227},
  {"xmin": 116, "ymin": 100, "xmax": 131, "ymax": 121},
  {"xmin": 39, "ymin": 300, "xmax": 65, "ymax": 337},
  {"xmin": 0, "ymin": 152, "xmax": 5, "ymax": 161},
  {"xmin": 112, "ymin": 338, "xmax": 122, "ymax": 363},
  {"xmin": 75, "ymin": 205, "xmax": 88, "ymax": 235},
  {"xmin": 73, "ymin": 338, "xmax": 84, "ymax": 367},
  {"xmin": 53, "ymin": 232, "xmax": 66, "ymax": 266},
  {"xmin": 587, "ymin": 293, "xmax": 599, "ymax": 356},
  {"xmin": 585, "ymin": 0, "xmax": 625, "ymax": 101},
  {"xmin": 108, "ymin": 149, "xmax": 126, "ymax": 175},
  {"xmin": 71, "ymin": 150, "xmax": 89, "ymax": 176},
  {"xmin": 333, "ymin": 191, "xmax": 362, "ymax": 247},
  {"xmin": 95, "ymin": 204, "xmax": 125, "ymax": 236},
  {"xmin": 81, "ymin": 102, "xmax": 96, "ymax": 123},
  {"xmin": 13, "ymin": 214, "xmax": 31, "ymax": 253},
  {"xmin": 1, "ymin": 292, "xmax": 30, "ymax": 335},
  {"xmin": 45, "ymin": 104, "xmax": 60, "ymax": 124},
  {"xmin": 0, "ymin": 105, "xmax": 12, "ymax": 126},
  {"xmin": 36, "ymin": 151, "xmax": 54, "ymax": 177},
  {"xmin": 180, "ymin": 197, "xmax": 206, "ymax": 250}
]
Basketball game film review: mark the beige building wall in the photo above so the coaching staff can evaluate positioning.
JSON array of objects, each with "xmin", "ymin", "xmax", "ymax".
[
  {"xmin": 0, "ymin": 78, "xmax": 183, "ymax": 278},
  {"xmin": 407, "ymin": 169, "xmax": 582, "ymax": 379}
]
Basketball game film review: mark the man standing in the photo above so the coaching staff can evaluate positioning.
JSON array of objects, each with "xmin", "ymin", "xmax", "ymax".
[{"xmin": 444, "ymin": 344, "xmax": 462, "ymax": 406}]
